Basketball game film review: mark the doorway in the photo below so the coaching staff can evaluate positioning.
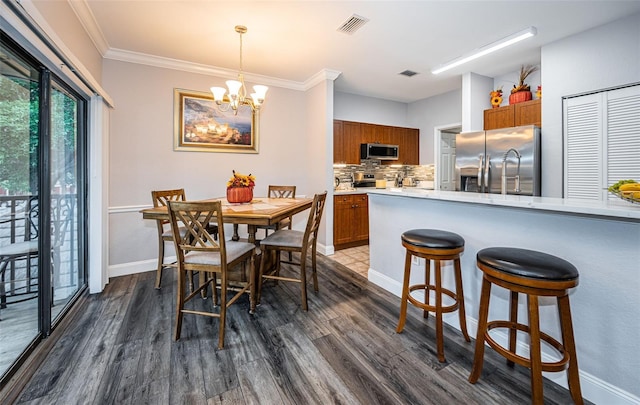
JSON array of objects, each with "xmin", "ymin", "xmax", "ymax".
[
  {"xmin": 1, "ymin": 30, "xmax": 87, "ymax": 385},
  {"xmin": 434, "ymin": 124, "xmax": 462, "ymax": 191}
]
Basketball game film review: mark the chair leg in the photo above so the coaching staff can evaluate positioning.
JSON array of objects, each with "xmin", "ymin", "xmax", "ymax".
[
  {"xmin": 311, "ymin": 244, "xmax": 319, "ymax": 292},
  {"xmin": 454, "ymin": 258, "xmax": 470, "ymax": 341},
  {"xmin": 558, "ymin": 294, "xmax": 584, "ymax": 405},
  {"xmin": 396, "ymin": 250, "xmax": 413, "ymax": 333},
  {"xmin": 434, "ymin": 260, "xmax": 445, "ymax": 362},
  {"xmin": 257, "ymin": 248, "xmax": 269, "ymax": 305},
  {"xmin": 299, "ymin": 250, "xmax": 309, "ymax": 311},
  {"xmin": 423, "ymin": 258, "xmax": 431, "ymax": 319},
  {"xmin": 174, "ymin": 268, "xmax": 185, "ymax": 341},
  {"xmin": 218, "ymin": 272, "xmax": 227, "ymax": 349},
  {"xmin": 469, "ymin": 276, "xmax": 492, "ymax": 383},
  {"xmin": 211, "ymin": 273, "xmax": 219, "ymax": 307},
  {"xmin": 527, "ymin": 294, "xmax": 544, "ymax": 404},
  {"xmin": 155, "ymin": 238, "xmax": 166, "ymax": 289}
]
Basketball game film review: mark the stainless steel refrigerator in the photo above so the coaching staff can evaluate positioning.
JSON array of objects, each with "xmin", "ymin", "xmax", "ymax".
[{"xmin": 455, "ymin": 125, "xmax": 541, "ymax": 196}]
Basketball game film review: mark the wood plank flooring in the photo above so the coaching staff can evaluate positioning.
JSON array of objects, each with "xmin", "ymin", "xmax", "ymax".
[{"xmin": 14, "ymin": 253, "xmax": 586, "ymax": 404}]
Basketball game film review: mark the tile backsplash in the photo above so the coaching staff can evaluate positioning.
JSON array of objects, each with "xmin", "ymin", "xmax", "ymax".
[{"xmin": 334, "ymin": 162, "xmax": 434, "ymax": 186}]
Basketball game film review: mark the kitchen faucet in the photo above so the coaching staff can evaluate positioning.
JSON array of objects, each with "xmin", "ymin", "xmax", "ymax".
[{"xmin": 501, "ymin": 148, "xmax": 521, "ymax": 194}]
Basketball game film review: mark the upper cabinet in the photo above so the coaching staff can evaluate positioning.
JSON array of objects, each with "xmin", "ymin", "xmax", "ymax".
[
  {"xmin": 333, "ymin": 120, "xmax": 419, "ymax": 165},
  {"xmin": 484, "ymin": 99, "xmax": 541, "ymax": 130}
]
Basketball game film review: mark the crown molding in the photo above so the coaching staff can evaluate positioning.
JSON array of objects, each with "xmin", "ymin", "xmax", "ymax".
[
  {"xmin": 104, "ymin": 48, "xmax": 340, "ymax": 92},
  {"xmin": 67, "ymin": 0, "xmax": 109, "ymax": 55}
]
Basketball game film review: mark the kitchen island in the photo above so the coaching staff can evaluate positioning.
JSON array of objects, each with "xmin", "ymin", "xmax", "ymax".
[{"xmin": 366, "ymin": 189, "xmax": 639, "ymax": 404}]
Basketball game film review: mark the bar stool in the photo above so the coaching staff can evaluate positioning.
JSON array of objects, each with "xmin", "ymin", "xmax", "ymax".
[
  {"xmin": 396, "ymin": 229, "xmax": 470, "ymax": 363},
  {"xmin": 469, "ymin": 247, "xmax": 583, "ymax": 405}
]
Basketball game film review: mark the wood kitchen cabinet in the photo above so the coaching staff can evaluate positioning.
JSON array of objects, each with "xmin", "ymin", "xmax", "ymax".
[
  {"xmin": 334, "ymin": 194, "xmax": 369, "ymax": 250},
  {"xmin": 483, "ymin": 99, "xmax": 541, "ymax": 130},
  {"xmin": 333, "ymin": 120, "xmax": 419, "ymax": 165}
]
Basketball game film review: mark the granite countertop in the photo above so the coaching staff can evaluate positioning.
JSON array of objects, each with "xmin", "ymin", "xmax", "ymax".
[{"xmin": 366, "ymin": 188, "xmax": 640, "ymax": 221}]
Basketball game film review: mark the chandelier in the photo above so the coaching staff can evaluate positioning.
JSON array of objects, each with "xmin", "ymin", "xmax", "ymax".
[{"xmin": 210, "ymin": 25, "xmax": 268, "ymax": 114}]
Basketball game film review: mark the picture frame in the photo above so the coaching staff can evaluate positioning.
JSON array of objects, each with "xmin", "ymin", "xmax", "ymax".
[{"xmin": 173, "ymin": 88, "xmax": 259, "ymax": 153}]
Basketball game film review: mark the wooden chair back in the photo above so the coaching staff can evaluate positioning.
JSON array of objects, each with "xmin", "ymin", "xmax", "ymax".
[
  {"xmin": 166, "ymin": 199, "xmax": 255, "ymax": 349},
  {"xmin": 268, "ymin": 185, "xmax": 296, "ymax": 199},
  {"xmin": 167, "ymin": 200, "xmax": 226, "ymax": 270},
  {"xmin": 301, "ymin": 191, "xmax": 328, "ymax": 252}
]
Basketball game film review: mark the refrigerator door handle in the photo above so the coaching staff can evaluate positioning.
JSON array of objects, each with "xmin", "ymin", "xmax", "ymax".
[
  {"xmin": 477, "ymin": 154, "xmax": 484, "ymax": 189},
  {"xmin": 484, "ymin": 154, "xmax": 491, "ymax": 192}
]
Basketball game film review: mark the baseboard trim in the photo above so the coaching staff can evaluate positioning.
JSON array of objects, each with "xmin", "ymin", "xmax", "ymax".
[{"xmin": 366, "ymin": 267, "xmax": 640, "ymax": 405}]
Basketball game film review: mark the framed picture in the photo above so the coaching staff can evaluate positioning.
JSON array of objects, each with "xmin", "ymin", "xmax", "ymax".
[{"xmin": 173, "ymin": 88, "xmax": 258, "ymax": 153}]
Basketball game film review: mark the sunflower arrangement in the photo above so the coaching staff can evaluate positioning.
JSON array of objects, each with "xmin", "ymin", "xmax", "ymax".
[{"xmin": 227, "ymin": 170, "xmax": 255, "ymax": 189}]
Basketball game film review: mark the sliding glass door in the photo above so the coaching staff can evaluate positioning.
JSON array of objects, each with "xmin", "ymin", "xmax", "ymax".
[{"xmin": 0, "ymin": 31, "xmax": 87, "ymax": 382}]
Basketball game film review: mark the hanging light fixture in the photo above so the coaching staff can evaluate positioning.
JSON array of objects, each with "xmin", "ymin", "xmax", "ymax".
[{"xmin": 210, "ymin": 25, "xmax": 268, "ymax": 114}]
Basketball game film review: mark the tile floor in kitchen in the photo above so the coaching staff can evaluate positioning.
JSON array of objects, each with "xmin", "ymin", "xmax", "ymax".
[{"xmin": 329, "ymin": 245, "xmax": 369, "ymax": 277}]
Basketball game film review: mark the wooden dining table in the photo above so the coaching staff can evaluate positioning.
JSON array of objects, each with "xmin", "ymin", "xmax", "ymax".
[{"xmin": 140, "ymin": 197, "xmax": 313, "ymax": 244}]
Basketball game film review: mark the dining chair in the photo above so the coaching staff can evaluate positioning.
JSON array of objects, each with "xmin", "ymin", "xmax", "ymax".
[
  {"xmin": 151, "ymin": 189, "xmax": 219, "ymax": 289},
  {"xmin": 0, "ymin": 198, "xmax": 39, "ymax": 309},
  {"xmin": 256, "ymin": 185, "xmax": 296, "ymax": 260},
  {"xmin": 151, "ymin": 189, "xmax": 186, "ymax": 289},
  {"xmin": 261, "ymin": 185, "xmax": 296, "ymax": 234},
  {"xmin": 257, "ymin": 191, "xmax": 327, "ymax": 311},
  {"xmin": 167, "ymin": 200, "xmax": 256, "ymax": 349}
]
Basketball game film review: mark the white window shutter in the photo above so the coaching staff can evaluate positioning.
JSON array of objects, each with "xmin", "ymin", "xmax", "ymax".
[
  {"xmin": 564, "ymin": 94, "xmax": 602, "ymax": 200},
  {"xmin": 564, "ymin": 84, "xmax": 640, "ymax": 200},
  {"xmin": 606, "ymin": 86, "xmax": 640, "ymax": 200}
]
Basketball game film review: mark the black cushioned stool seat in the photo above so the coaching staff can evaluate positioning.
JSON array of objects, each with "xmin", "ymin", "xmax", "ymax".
[
  {"xmin": 396, "ymin": 229, "xmax": 470, "ymax": 363},
  {"xmin": 469, "ymin": 247, "xmax": 583, "ymax": 405}
]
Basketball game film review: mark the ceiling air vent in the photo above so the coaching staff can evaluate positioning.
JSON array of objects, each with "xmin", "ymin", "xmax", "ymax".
[
  {"xmin": 399, "ymin": 70, "xmax": 419, "ymax": 77},
  {"xmin": 337, "ymin": 14, "xmax": 369, "ymax": 34}
]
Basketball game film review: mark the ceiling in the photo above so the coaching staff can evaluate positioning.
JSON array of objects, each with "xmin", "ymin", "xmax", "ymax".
[{"xmin": 63, "ymin": 1, "xmax": 640, "ymax": 103}]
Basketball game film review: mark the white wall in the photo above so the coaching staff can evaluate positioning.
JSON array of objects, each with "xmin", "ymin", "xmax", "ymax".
[
  {"xmin": 541, "ymin": 12, "xmax": 640, "ymax": 197},
  {"xmin": 334, "ymin": 91, "xmax": 409, "ymax": 127},
  {"xmin": 103, "ymin": 59, "xmax": 317, "ymax": 270},
  {"xmin": 408, "ymin": 89, "xmax": 461, "ymax": 165}
]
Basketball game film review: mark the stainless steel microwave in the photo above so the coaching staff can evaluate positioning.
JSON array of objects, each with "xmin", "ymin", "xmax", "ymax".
[{"xmin": 360, "ymin": 143, "xmax": 399, "ymax": 160}]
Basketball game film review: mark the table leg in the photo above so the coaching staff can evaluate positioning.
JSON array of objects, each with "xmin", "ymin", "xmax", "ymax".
[
  {"xmin": 247, "ymin": 225, "xmax": 257, "ymax": 245},
  {"xmin": 232, "ymin": 224, "xmax": 239, "ymax": 241}
]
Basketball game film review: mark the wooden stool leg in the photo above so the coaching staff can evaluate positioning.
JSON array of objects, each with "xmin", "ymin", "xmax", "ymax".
[
  {"xmin": 558, "ymin": 294, "xmax": 584, "ymax": 405},
  {"xmin": 454, "ymin": 258, "xmax": 470, "ymax": 341},
  {"xmin": 527, "ymin": 294, "xmax": 544, "ymax": 405},
  {"xmin": 507, "ymin": 290, "xmax": 519, "ymax": 367},
  {"xmin": 435, "ymin": 260, "xmax": 445, "ymax": 362},
  {"xmin": 469, "ymin": 276, "xmax": 492, "ymax": 383},
  {"xmin": 423, "ymin": 258, "xmax": 431, "ymax": 319},
  {"xmin": 396, "ymin": 251, "xmax": 413, "ymax": 333}
]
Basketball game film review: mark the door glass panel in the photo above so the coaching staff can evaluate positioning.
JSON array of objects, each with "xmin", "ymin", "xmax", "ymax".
[
  {"xmin": 50, "ymin": 83, "xmax": 80, "ymax": 322},
  {"xmin": 0, "ymin": 39, "xmax": 40, "ymax": 377}
]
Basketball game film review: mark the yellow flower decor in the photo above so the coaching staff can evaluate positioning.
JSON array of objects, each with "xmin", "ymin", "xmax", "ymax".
[
  {"xmin": 227, "ymin": 170, "xmax": 255, "ymax": 189},
  {"xmin": 490, "ymin": 86, "xmax": 503, "ymax": 108}
]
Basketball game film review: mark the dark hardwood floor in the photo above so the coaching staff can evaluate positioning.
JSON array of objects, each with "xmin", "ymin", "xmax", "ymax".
[{"xmin": 14, "ymin": 253, "xmax": 585, "ymax": 404}]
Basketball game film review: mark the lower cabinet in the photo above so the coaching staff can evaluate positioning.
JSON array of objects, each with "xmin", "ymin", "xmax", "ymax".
[{"xmin": 334, "ymin": 194, "xmax": 369, "ymax": 250}]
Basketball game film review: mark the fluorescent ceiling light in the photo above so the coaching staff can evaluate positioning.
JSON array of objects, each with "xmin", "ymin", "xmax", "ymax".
[{"xmin": 431, "ymin": 27, "xmax": 537, "ymax": 75}]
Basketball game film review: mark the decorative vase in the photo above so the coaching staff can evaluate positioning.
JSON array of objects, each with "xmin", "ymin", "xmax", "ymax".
[
  {"xmin": 226, "ymin": 187, "xmax": 254, "ymax": 204},
  {"xmin": 509, "ymin": 91, "xmax": 532, "ymax": 105}
]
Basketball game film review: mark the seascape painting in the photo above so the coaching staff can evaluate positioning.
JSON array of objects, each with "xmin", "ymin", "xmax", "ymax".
[{"xmin": 173, "ymin": 88, "xmax": 258, "ymax": 153}]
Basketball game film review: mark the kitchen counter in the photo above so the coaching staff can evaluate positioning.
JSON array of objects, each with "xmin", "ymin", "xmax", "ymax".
[
  {"xmin": 366, "ymin": 188, "xmax": 640, "ymax": 221},
  {"xmin": 365, "ymin": 190, "xmax": 640, "ymax": 403}
]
